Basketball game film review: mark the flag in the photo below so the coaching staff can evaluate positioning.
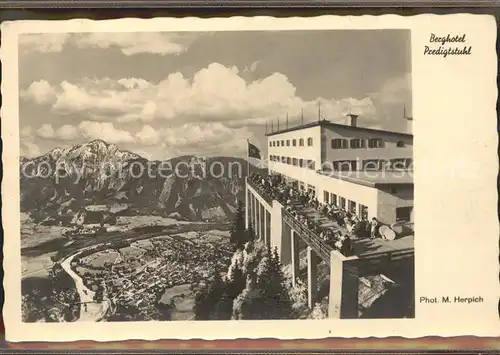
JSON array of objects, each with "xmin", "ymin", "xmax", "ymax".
[{"xmin": 248, "ymin": 141, "xmax": 261, "ymax": 159}]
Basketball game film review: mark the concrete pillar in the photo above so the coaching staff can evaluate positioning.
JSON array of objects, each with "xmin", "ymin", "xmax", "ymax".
[
  {"xmin": 253, "ymin": 196, "xmax": 259, "ymax": 238},
  {"xmin": 307, "ymin": 246, "xmax": 319, "ymax": 309},
  {"xmin": 258, "ymin": 202, "xmax": 262, "ymax": 240},
  {"xmin": 265, "ymin": 210, "xmax": 271, "ymax": 249},
  {"xmin": 328, "ymin": 251, "xmax": 359, "ymax": 319},
  {"xmin": 249, "ymin": 192, "xmax": 254, "ymax": 228},
  {"xmin": 291, "ymin": 229, "xmax": 300, "ymax": 288},
  {"xmin": 245, "ymin": 180, "xmax": 249, "ymax": 230},
  {"xmin": 270, "ymin": 200, "xmax": 289, "ymax": 263},
  {"xmin": 260, "ymin": 204, "xmax": 266, "ymax": 241},
  {"xmin": 263, "ymin": 208, "xmax": 268, "ymax": 246}
]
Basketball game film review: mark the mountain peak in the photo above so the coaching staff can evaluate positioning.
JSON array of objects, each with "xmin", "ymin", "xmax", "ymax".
[{"xmin": 86, "ymin": 139, "xmax": 113, "ymax": 149}]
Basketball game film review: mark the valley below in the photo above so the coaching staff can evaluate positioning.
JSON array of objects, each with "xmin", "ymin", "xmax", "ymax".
[{"xmin": 21, "ymin": 212, "xmax": 232, "ymax": 322}]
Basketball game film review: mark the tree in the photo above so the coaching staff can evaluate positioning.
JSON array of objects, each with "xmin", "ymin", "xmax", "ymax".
[
  {"xmin": 226, "ymin": 265, "xmax": 245, "ymax": 299},
  {"xmin": 232, "ymin": 246, "xmax": 293, "ymax": 320},
  {"xmin": 193, "ymin": 264, "xmax": 231, "ymax": 320},
  {"xmin": 230, "ymin": 202, "xmax": 249, "ymax": 249}
]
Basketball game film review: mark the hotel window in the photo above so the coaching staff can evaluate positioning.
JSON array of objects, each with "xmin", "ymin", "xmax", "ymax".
[
  {"xmin": 269, "ymin": 142, "xmax": 272, "ymax": 147},
  {"xmin": 286, "ymin": 157, "xmax": 291, "ymax": 165},
  {"xmin": 323, "ymin": 191, "xmax": 330, "ymax": 204},
  {"xmin": 333, "ymin": 160, "xmax": 356, "ymax": 171},
  {"xmin": 276, "ymin": 141, "xmax": 280, "ymax": 147},
  {"xmin": 339, "ymin": 197, "xmax": 346, "ymax": 209},
  {"xmin": 308, "ymin": 185, "xmax": 316, "ymax": 196},
  {"xmin": 286, "ymin": 140, "xmax": 290, "ymax": 146},
  {"xmin": 307, "ymin": 137, "xmax": 313, "ymax": 146},
  {"xmin": 281, "ymin": 140, "xmax": 285, "ymax": 146},
  {"xmin": 331, "ymin": 138, "xmax": 348, "ymax": 149},
  {"xmin": 292, "ymin": 139, "xmax": 297, "ymax": 146},
  {"xmin": 292, "ymin": 158, "xmax": 298, "ymax": 166},
  {"xmin": 363, "ymin": 159, "xmax": 382, "ymax": 171},
  {"xmin": 390, "ymin": 158, "xmax": 407, "ymax": 170},
  {"xmin": 348, "ymin": 200, "xmax": 357, "ymax": 214},
  {"xmin": 299, "ymin": 138, "xmax": 304, "ymax": 147},
  {"xmin": 396, "ymin": 207, "xmax": 412, "ymax": 222},
  {"xmin": 397, "ymin": 140, "xmax": 405, "ymax": 148},
  {"xmin": 368, "ymin": 138, "xmax": 384, "ymax": 148},
  {"xmin": 359, "ymin": 205, "xmax": 368, "ymax": 219},
  {"xmin": 307, "ymin": 160, "xmax": 316, "ymax": 170},
  {"xmin": 350, "ymin": 139, "xmax": 366, "ymax": 149},
  {"xmin": 299, "ymin": 158, "xmax": 304, "ymax": 167},
  {"xmin": 330, "ymin": 193, "xmax": 338, "ymax": 206}
]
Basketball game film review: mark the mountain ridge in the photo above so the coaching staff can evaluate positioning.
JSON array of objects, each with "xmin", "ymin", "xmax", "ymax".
[{"xmin": 20, "ymin": 140, "xmax": 258, "ymax": 223}]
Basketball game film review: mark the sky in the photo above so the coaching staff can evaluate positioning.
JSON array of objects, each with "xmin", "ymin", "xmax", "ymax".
[{"xmin": 19, "ymin": 30, "xmax": 412, "ymax": 160}]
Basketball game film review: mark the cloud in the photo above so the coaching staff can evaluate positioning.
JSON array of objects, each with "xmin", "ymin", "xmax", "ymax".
[
  {"xmin": 136, "ymin": 125, "xmax": 161, "ymax": 146},
  {"xmin": 21, "ymin": 141, "xmax": 42, "ymax": 158},
  {"xmin": 371, "ymin": 73, "xmax": 412, "ymax": 114},
  {"xmin": 19, "ymin": 125, "xmax": 41, "ymax": 158},
  {"xmin": 36, "ymin": 123, "xmax": 56, "ymax": 139},
  {"xmin": 19, "ymin": 32, "xmax": 199, "ymax": 56},
  {"xmin": 160, "ymin": 122, "xmax": 258, "ymax": 157},
  {"xmin": 74, "ymin": 32, "xmax": 196, "ymax": 56},
  {"xmin": 19, "ymin": 33, "xmax": 69, "ymax": 53},
  {"xmin": 24, "ymin": 120, "xmax": 255, "ymax": 159},
  {"xmin": 34, "ymin": 123, "xmax": 80, "ymax": 141},
  {"xmin": 22, "ymin": 63, "xmax": 378, "ymax": 128},
  {"xmin": 20, "ymin": 80, "xmax": 57, "ymax": 105},
  {"xmin": 57, "ymin": 125, "xmax": 79, "ymax": 141},
  {"xmin": 78, "ymin": 121, "xmax": 135, "ymax": 144}
]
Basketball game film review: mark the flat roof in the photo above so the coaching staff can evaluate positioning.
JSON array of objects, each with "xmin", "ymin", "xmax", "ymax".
[
  {"xmin": 318, "ymin": 169, "xmax": 414, "ymax": 188},
  {"xmin": 265, "ymin": 120, "xmax": 413, "ymax": 139},
  {"xmin": 353, "ymin": 235, "xmax": 414, "ymax": 256}
]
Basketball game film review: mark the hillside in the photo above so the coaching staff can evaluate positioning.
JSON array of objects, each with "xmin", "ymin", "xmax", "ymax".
[{"xmin": 20, "ymin": 139, "xmax": 262, "ymax": 223}]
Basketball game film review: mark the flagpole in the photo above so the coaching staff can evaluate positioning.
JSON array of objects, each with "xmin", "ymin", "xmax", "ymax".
[{"xmin": 247, "ymin": 138, "xmax": 250, "ymax": 177}]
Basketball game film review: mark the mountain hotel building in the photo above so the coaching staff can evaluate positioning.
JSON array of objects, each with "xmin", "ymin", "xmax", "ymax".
[
  {"xmin": 267, "ymin": 115, "xmax": 414, "ymax": 225},
  {"xmin": 245, "ymin": 115, "xmax": 414, "ymax": 319}
]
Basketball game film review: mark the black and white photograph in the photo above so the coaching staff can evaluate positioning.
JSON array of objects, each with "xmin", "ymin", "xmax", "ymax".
[
  {"xmin": 17, "ymin": 29, "xmax": 416, "ymax": 323},
  {"xmin": 17, "ymin": 28, "xmax": 416, "ymax": 323},
  {"xmin": 2, "ymin": 14, "xmax": 498, "ymax": 343}
]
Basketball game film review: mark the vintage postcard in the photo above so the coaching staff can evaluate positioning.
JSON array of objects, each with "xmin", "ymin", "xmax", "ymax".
[{"xmin": 1, "ymin": 15, "xmax": 498, "ymax": 343}]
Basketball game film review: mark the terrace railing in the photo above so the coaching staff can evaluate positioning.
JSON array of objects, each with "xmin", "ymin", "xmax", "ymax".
[
  {"xmin": 247, "ymin": 179, "xmax": 275, "ymax": 205},
  {"xmin": 282, "ymin": 208, "xmax": 333, "ymax": 262}
]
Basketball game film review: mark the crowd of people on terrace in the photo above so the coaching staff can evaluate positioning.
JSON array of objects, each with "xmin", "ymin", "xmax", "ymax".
[{"xmin": 248, "ymin": 173, "xmax": 381, "ymax": 257}]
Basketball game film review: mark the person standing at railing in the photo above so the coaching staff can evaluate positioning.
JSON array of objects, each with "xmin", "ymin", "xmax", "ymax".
[{"xmin": 370, "ymin": 217, "xmax": 379, "ymax": 239}]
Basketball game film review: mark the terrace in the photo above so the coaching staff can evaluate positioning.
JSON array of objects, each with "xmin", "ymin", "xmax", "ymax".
[{"xmin": 247, "ymin": 176, "xmax": 414, "ymax": 272}]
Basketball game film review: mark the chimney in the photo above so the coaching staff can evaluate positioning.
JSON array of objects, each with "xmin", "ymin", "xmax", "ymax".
[{"xmin": 347, "ymin": 113, "xmax": 359, "ymax": 127}]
